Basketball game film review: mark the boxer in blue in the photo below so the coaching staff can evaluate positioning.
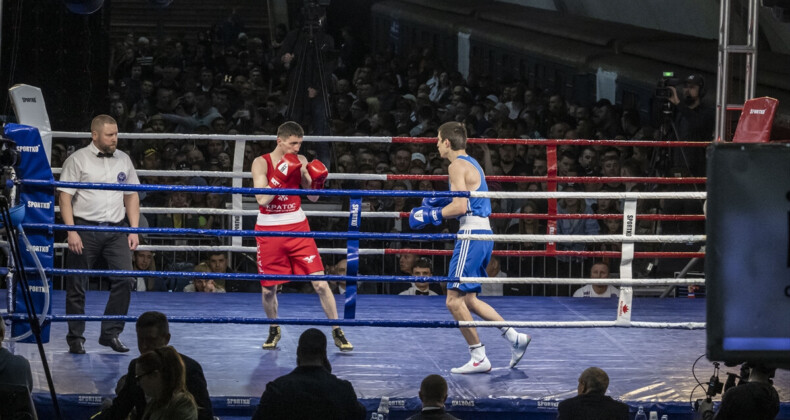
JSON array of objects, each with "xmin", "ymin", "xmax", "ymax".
[{"xmin": 410, "ymin": 121, "xmax": 531, "ymax": 374}]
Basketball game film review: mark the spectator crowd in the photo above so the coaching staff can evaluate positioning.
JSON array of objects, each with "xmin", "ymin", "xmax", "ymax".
[{"xmin": 49, "ymin": 10, "xmax": 707, "ymax": 297}]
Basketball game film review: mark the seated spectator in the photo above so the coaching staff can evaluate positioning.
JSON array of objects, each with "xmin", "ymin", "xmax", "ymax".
[
  {"xmin": 481, "ymin": 255, "xmax": 505, "ymax": 296},
  {"xmin": 388, "ymin": 251, "xmax": 417, "ymax": 295},
  {"xmin": 132, "ymin": 249, "xmax": 156, "ymax": 291},
  {"xmin": 156, "ymin": 186, "xmax": 204, "ymax": 229},
  {"xmin": 406, "ymin": 374, "xmax": 459, "ymax": 420},
  {"xmin": 573, "ymin": 262, "xmax": 619, "ymax": 298},
  {"xmin": 556, "ymin": 184, "xmax": 600, "ymax": 278},
  {"xmin": 201, "ymin": 251, "xmax": 252, "ymax": 293},
  {"xmin": 252, "ymin": 328, "xmax": 366, "ymax": 420},
  {"xmin": 183, "ymin": 262, "xmax": 227, "ymax": 293},
  {"xmin": 0, "ymin": 320, "xmax": 33, "ymax": 392},
  {"xmin": 399, "ymin": 258, "xmax": 438, "ymax": 296},
  {"xmin": 94, "ymin": 311, "xmax": 213, "ymax": 420},
  {"xmin": 136, "ymin": 346, "xmax": 198, "ymax": 420},
  {"xmin": 327, "ymin": 258, "xmax": 347, "ymax": 294},
  {"xmin": 557, "ymin": 367, "xmax": 628, "ymax": 420}
]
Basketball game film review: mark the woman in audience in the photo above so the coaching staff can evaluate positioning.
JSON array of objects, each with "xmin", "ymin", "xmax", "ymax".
[{"xmin": 136, "ymin": 346, "xmax": 198, "ymax": 420}]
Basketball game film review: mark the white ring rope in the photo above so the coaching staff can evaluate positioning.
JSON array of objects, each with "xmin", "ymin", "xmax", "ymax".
[
  {"xmin": 459, "ymin": 321, "xmax": 706, "ymax": 329},
  {"xmin": 457, "ymin": 233, "xmax": 705, "ymax": 243},
  {"xmin": 471, "ymin": 191, "xmax": 707, "ymax": 200},
  {"xmin": 459, "ymin": 277, "xmax": 704, "ymax": 286},
  {"xmin": 52, "ymin": 131, "xmax": 394, "ymax": 143}
]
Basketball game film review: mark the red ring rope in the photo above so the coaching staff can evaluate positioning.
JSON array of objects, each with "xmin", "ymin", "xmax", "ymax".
[{"xmin": 392, "ymin": 137, "xmax": 710, "ymax": 147}]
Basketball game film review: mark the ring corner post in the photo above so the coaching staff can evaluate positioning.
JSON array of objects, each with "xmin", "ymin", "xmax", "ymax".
[
  {"xmin": 3, "ymin": 123, "xmax": 54, "ymax": 342},
  {"xmin": 343, "ymin": 197, "xmax": 362, "ymax": 319}
]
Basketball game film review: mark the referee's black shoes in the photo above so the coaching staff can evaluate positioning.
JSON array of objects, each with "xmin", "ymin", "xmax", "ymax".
[
  {"xmin": 68, "ymin": 341, "xmax": 86, "ymax": 354},
  {"xmin": 99, "ymin": 337, "xmax": 130, "ymax": 353}
]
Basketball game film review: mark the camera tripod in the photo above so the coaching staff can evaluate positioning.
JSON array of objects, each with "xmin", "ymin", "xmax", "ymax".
[
  {"xmin": 284, "ymin": 20, "xmax": 333, "ymax": 137},
  {"xmin": 1, "ymin": 195, "xmax": 62, "ymax": 419}
]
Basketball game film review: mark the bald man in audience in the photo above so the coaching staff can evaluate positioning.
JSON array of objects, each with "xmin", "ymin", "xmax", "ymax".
[
  {"xmin": 407, "ymin": 374, "xmax": 459, "ymax": 420},
  {"xmin": 557, "ymin": 367, "xmax": 628, "ymax": 419},
  {"xmin": 572, "ymin": 262, "xmax": 619, "ymax": 298}
]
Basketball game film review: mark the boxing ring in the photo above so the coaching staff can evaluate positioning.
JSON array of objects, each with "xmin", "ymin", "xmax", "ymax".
[
  {"xmin": 1, "ymin": 90, "xmax": 789, "ymax": 419},
  {"xmin": 3, "ymin": 290, "xmax": 731, "ymax": 420}
]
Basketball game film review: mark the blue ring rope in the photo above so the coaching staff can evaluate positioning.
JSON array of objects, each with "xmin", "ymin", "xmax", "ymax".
[
  {"xmin": 42, "ymin": 268, "xmax": 454, "ymax": 283},
  {"xmin": 0, "ymin": 314, "xmax": 705, "ymax": 330},
  {"xmin": 23, "ymin": 223, "xmax": 456, "ymax": 241},
  {"xmin": 20, "ymin": 179, "xmax": 468, "ymax": 198}
]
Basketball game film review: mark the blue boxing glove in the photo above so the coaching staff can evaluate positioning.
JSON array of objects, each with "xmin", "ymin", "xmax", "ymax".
[
  {"xmin": 421, "ymin": 196, "xmax": 453, "ymax": 208},
  {"xmin": 409, "ymin": 206, "xmax": 443, "ymax": 230}
]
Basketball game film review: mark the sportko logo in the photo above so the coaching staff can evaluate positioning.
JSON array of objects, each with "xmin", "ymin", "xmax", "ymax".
[
  {"xmin": 27, "ymin": 201, "xmax": 51, "ymax": 209},
  {"xmin": 17, "ymin": 145, "xmax": 40, "ymax": 153}
]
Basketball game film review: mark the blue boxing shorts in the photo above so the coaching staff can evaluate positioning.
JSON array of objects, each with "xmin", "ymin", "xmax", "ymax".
[{"xmin": 447, "ymin": 229, "xmax": 493, "ymax": 294}]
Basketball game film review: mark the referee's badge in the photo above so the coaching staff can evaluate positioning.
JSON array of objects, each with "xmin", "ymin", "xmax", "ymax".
[{"xmin": 117, "ymin": 172, "xmax": 127, "ymax": 183}]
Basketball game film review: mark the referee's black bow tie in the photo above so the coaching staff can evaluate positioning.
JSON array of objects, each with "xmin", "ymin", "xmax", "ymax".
[
  {"xmin": 97, "ymin": 152, "xmax": 114, "ymax": 158},
  {"xmin": 416, "ymin": 290, "xmax": 430, "ymax": 295}
]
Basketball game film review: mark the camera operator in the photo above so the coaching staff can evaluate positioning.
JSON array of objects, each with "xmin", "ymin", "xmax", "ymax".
[
  {"xmin": 278, "ymin": 1, "xmax": 335, "ymax": 167},
  {"xmin": 667, "ymin": 74, "xmax": 714, "ymax": 176},
  {"xmin": 703, "ymin": 363, "xmax": 779, "ymax": 420},
  {"xmin": 714, "ymin": 363, "xmax": 779, "ymax": 420}
]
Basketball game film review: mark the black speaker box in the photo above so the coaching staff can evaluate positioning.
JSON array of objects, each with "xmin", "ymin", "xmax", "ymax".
[{"xmin": 706, "ymin": 142, "xmax": 790, "ymax": 367}]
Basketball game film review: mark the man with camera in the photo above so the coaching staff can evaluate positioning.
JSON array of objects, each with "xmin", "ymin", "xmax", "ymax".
[
  {"xmin": 702, "ymin": 363, "xmax": 780, "ymax": 420},
  {"xmin": 667, "ymin": 74, "xmax": 714, "ymax": 176}
]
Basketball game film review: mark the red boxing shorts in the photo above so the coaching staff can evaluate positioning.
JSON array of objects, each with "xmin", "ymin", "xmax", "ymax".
[{"xmin": 256, "ymin": 218, "xmax": 324, "ymax": 287}]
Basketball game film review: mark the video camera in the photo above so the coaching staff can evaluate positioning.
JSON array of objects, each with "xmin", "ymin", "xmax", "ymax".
[
  {"xmin": 302, "ymin": 0, "xmax": 331, "ymax": 29},
  {"xmin": 655, "ymin": 71, "xmax": 681, "ymax": 100},
  {"xmin": 693, "ymin": 362, "xmax": 727, "ymax": 420},
  {"xmin": 692, "ymin": 361, "xmax": 777, "ymax": 419}
]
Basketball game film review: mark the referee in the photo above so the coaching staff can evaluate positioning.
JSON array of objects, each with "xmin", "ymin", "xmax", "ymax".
[{"xmin": 59, "ymin": 114, "xmax": 140, "ymax": 354}]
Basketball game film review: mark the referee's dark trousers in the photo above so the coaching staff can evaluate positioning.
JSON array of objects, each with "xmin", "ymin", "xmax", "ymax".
[{"xmin": 66, "ymin": 219, "xmax": 134, "ymax": 345}]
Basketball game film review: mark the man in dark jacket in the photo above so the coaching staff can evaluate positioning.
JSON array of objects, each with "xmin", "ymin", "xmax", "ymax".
[
  {"xmin": 252, "ymin": 328, "xmax": 366, "ymax": 420},
  {"xmin": 406, "ymin": 374, "xmax": 459, "ymax": 420},
  {"xmin": 557, "ymin": 367, "xmax": 628, "ymax": 420},
  {"xmin": 0, "ymin": 320, "xmax": 33, "ymax": 392},
  {"xmin": 94, "ymin": 311, "xmax": 214, "ymax": 420},
  {"xmin": 714, "ymin": 364, "xmax": 779, "ymax": 420}
]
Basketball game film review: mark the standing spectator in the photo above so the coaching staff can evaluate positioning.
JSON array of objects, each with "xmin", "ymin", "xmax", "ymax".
[
  {"xmin": 572, "ymin": 262, "xmax": 619, "ymax": 298},
  {"xmin": 94, "ymin": 311, "xmax": 213, "ymax": 420},
  {"xmin": 668, "ymin": 74, "xmax": 714, "ymax": 175},
  {"xmin": 0, "ymin": 320, "xmax": 33, "ymax": 392},
  {"xmin": 252, "ymin": 328, "xmax": 366, "ymax": 420},
  {"xmin": 557, "ymin": 367, "xmax": 629, "ymax": 420},
  {"xmin": 135, "ymin": 346, "xmax": 198, "ymax": 420},
  {"xmin": 59, "ymin": 115, "xmax": 140, "ymax": 354},
  {"xmin": 406, "ymin": 374, "xmax": 459, "ymax": 420}
]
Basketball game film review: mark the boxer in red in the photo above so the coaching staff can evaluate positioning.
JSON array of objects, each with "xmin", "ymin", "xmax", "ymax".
[{"xmin": 251, "ymin": 121, "xmax": 353, "ymax": 351}]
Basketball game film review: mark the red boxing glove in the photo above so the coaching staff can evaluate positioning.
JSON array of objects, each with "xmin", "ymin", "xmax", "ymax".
[
  {"xmin": 269, "ymin": 153, "xmax": 302, "ymax": 188},
  {"xmin": 306, "ymin": 159, "xmax": 328, "ymax": 190}
]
